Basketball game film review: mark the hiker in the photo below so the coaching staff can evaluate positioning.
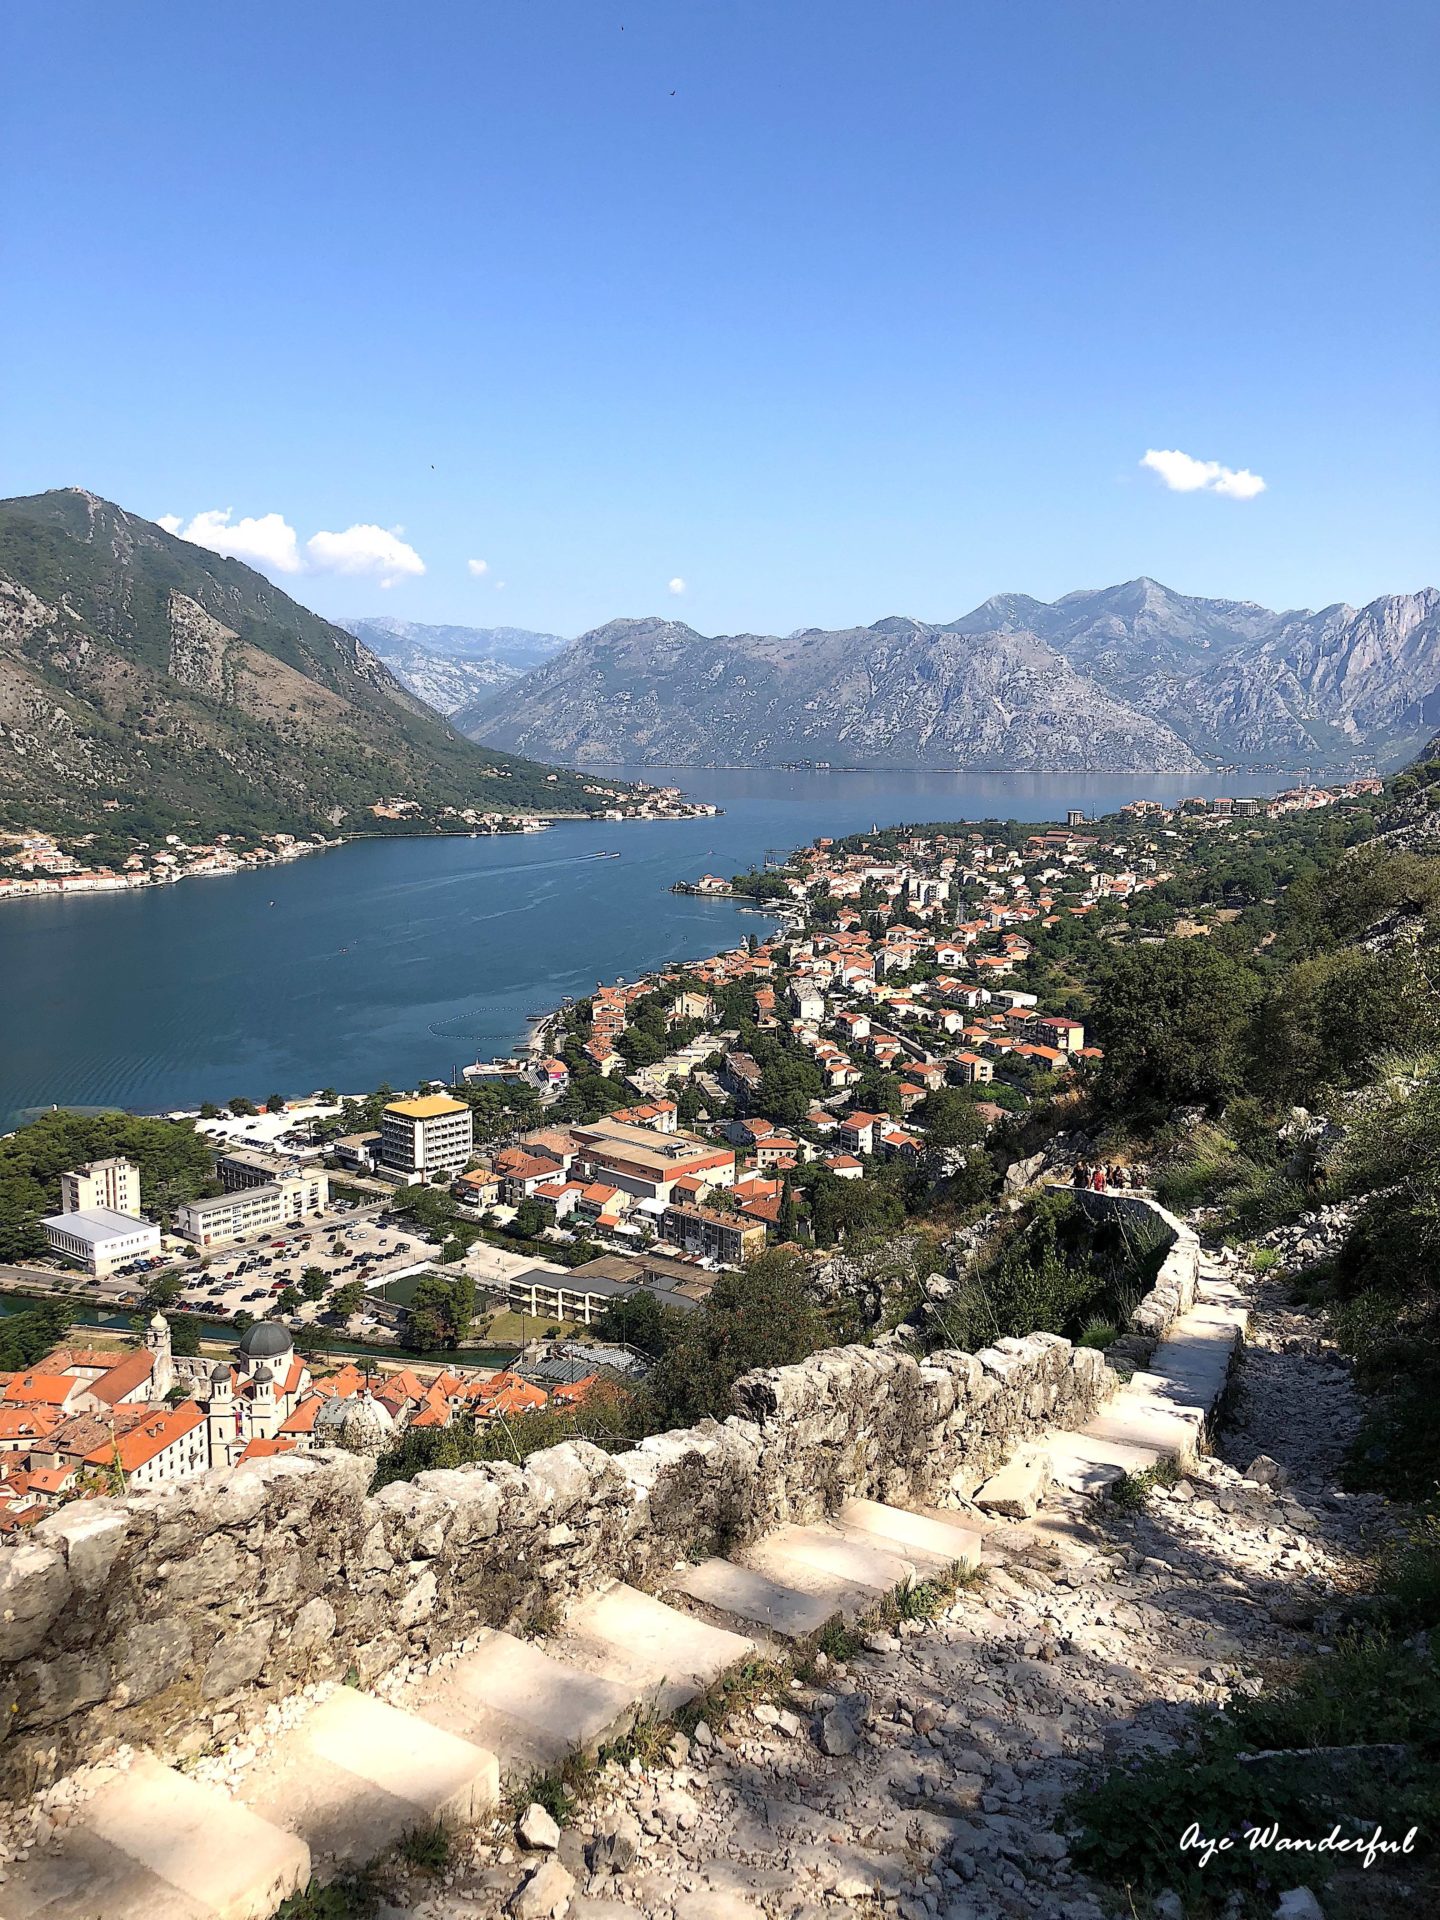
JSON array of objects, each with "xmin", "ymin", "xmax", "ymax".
[{"xmin": 1091, "ymin": 1164, "xmax": 1107, "ymax": 1193}]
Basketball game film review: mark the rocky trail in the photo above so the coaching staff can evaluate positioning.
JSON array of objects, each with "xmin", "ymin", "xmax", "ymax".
[{"xmin": 372, "ymin": 1249, "xmax": 1386, "ymax": 1920}]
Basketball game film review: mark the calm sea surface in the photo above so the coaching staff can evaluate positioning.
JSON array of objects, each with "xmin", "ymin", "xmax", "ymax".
[{"xmin": 0, "ymin": 766, "xmax": 1285, "ymax": 1128}]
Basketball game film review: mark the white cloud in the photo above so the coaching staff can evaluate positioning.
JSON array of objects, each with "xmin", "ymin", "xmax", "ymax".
[
  {"xmin": 668, "ymin": 576, "xmax": 687, "ymax": 596},
  {"xmin": 305, "ymin": 524, "xmax": 425, "ymax": 589},
  {"xmin": 159, "ymin": 506, "xmax": 427, "ymax": 587},
  {"xmin": 467, "ymin": 557, "xmax": 489, "ymax": 578},
  {"xmin": 158, "ymin": 507, "xmax": 304, "ymax": 572},
  {"xmin": 1140, "ymin": 448, "xmax": 1266, "ymax": 500}
]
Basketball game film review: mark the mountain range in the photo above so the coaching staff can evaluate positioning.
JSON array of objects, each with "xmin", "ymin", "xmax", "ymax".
[
  {"xmin": 341, "ymin": 617, "xmax": 567, "ymax": 718},
  {"xmin": 460, "ymin": 580, "xmax": 1440, "ymax": 772},
  {"xmin": 0, "ymin": 491, "xmax": 627, "ymax": 841}
]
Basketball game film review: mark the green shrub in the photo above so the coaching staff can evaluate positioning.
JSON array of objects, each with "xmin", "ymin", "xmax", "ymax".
[
  {"xmin": 1078, "ymin": 1317, "xmax": 1120, "ymax": 1350},
  {"xmin": 1069, "ymin": 1630, "xmax": 1440, "ymax": 1913}
]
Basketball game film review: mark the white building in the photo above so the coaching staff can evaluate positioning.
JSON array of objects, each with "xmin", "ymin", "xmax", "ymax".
[
  {"xmin": 91, "ymin": 1399, "xmax": 209, "ymax": 1491},
  {"xmin": 59, "ymin": 1157, "xmax": 139, "ymax": 1217},
  {"xmin": 380, "ymin": 1095, "xmax": 474, "ymax": 1178},
  {"xmin": 175, "ymin": 1169, "xmax": 329, "ymax": 1247},
  {"xmin": 42, "ymin": 1207, "xmax": 162, "ymax": 1277}
]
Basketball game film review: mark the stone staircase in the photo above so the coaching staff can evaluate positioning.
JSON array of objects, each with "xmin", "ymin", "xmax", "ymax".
[{"xmin": 5, "ymin": 1268, "xmax": 1246, "ymax": 1920}]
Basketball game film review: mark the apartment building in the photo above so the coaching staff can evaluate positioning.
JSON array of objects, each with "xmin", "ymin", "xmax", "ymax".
[
  {"xmin": 58, "ymin": 1158, "xmax": 139, "ymax": 1218},
  {"xmin": 380, "ymin": 1095, "xmax": 475, "ymax": 1178},
  {"xmin": 507, "ymin": 1252, "xmax": 714, "ymax": 1327},
  {"xmin": 659, "ymin": 1203, "xmax": 766, "ymax": 1267},
  {"xmin": 1033, "ymin": 1013, "xmax": 1086, "ymax": 1053},
  {"xmin": 216, "ymin": 1147, "xmax": 318, "ymax": 1192},
  {"xmin": 175, "ymin": 1169, "xmax": 329, "ymax": 1247}
]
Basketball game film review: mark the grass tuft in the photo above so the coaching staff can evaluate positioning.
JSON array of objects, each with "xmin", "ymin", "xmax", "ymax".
[{"xmin": 1107, "ymin": 1457, "xmax": 1181, "ymax": 1509}]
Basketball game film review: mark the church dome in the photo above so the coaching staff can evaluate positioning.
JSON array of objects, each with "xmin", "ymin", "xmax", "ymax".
[
  {"xmin": 210, "ymin": 1360, "xmax": 231, "ymax": 1386},
  {"xmin": 237, "ymin": 1322, "xmax": 293, "ymax": 1365},
  {"xmin": 336, "ymin": 1391, "xmax": 395, "ymax": 1458}
]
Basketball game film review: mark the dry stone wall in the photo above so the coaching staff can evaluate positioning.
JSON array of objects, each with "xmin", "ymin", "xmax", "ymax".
[
  {"xmin": 0, "ymin": 1331, "xmax": 1113, "ymax": 1794},
  {"xmin": 1071, "ymin": 1188, "xmax": 1199, "ymax": 1338}
]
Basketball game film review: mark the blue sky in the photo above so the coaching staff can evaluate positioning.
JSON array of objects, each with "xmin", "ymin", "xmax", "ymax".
[{"xmin": 5, "ymin": 1, "xmax": 1437, "ymax": 636}]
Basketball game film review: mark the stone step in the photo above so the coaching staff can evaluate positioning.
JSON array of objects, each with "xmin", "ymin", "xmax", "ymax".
[
  {"xmin": 740, "ymin": 1521, "xmax": 917, "ymax": 1600},
  {"xmin": 551, "ymin": 1582, "xmax": 755, "ymax": 1717},
  {"xmin": 4, "ymin": 1752, "xmax": 310, "ymax": 1920},
  {"xmin": 1083, "ymin": 1402, "xmax": 1203, "ymax": 1466},
  {"xmin": 407, "ymin": 1629, "xmax": 637, "ymax": 1781},
  {"xmin": 668, "ymin": 1556, "xmax": 848, "ymax": 1642},
  {"xmin": 832, "ymin": 1497, "xmax": 983, "ymax": 1571},
  {"xmin": 974, "ymin": 1452, "xmax": 1052, "ymax": 1518},
  {"xmin": 1044, "ymin": 1428, "xmax": 1165, "ymax": 1493},
  {"xmin": 239, "ymin": 1685, "xmax": 498, "ymax": 1871}
]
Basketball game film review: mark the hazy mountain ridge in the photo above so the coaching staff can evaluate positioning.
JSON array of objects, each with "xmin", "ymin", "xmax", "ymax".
[
  {"xmin": 463, "ymin": 579, "xmax": 1440, "ymax": 771},
  {"xmin": 0, "ymin": 491, "xmax": 621, "ymax": 837},
  {"xmin": 343, "ymin": 617, "xmax": 568, "ymax": 719},
  {"xmin": 461, "ymin": 613, "xmax": 1205, "ymax": 771}
]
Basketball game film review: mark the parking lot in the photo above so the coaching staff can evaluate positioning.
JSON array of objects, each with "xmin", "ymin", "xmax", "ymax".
[{"xmin": 160, "ymin": 1207, "xmax": 440, "ymax": 1325}]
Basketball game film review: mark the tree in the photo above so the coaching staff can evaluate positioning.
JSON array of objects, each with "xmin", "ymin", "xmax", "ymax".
[
  {"xmin": 509, "ymin": 1199, "xmax": 547, "ymax": 1242},
  {"xmin": 914, "ymin": 1088, "xmax": 986, "ymax": 1149},
  {"xmin": 807, "ymin": 1171, "xmax": 906, "ymax": 1247},
  {"xmin": 617, "ymin": 1026, "xmax": 667, "ymax": 1069},
  {"xmin": 228, "ymin": 1097, "xmax": 258, "ymax": 1116},
  {"xmin": 776, "ymin": 1172, "xmax": 798, "ymax": 1244},
  {"xmin": 141, "ymin": 1269, "xmax": 185, "ymax": 1309},
  {"xmin": 164, "ymin": 1313, "xmax": 201, "ymax": 1357},
  {"xmin": 643, "ymin": 1249, "xmax": 827, "ymax": 1427},
  {"xmin": 330, "ymin": 1281, "xmax": 366, "ymax": 1320},
  {"xmin": 757, "ymin": 1053, "xmax": 823, "ymax": 1130},
  {"xmin": 1093, "ymin": 942, "xmax": 1264, "ymax": 1115},
  {"xmin": 1254, "ymin": 946, "xmax": 1437, "ymax": 1103},
  {"xmin": 199, "ymin": 1102, "xmax": 221, "ymax": 1120},
  {"xmin": 596, "ymin": 1290, "xmax": 681, "ymax": 1359},
  {"xmin": 300, "ymin": 1267, "xmax": 330, "ymax": 1303},
  {"xmin": 276, "ymin": 1284, "xmax": 301, "ymax": 1314},
  {"xmin": 406, "ymin": 1270, "xmax": 477, "ymax": 1350},
  {"xmin": 853, "ymin": 1071, "xmax": 902, "ymax": 1119},
  {"xmin": 0, "ymin": 1299, "xmax": 69, "ymax": 1371},
  {"xmin": 265, "ymin": 1093, "xmax": 287, "ymax": 1114},
  {"xmin": 232, "ymin": 1309, "xmax": 255, "ymax": 1335}
]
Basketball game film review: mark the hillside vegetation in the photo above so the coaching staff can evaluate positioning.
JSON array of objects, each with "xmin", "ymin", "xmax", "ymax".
[{"xmin": 0, "ymin": 489, "xmax": 629, "ymax": 841}]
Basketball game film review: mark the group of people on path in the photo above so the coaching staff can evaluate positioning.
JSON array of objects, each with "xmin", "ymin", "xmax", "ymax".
[{"xmin": 1071, "ymin": 1160, "xmax": 1135, "ymax": 1193}]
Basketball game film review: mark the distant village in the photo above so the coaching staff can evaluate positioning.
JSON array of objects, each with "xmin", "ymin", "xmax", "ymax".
[
  {"xmin": 0, "ymin": 825, "xmax": 332, "ymax": 902},
  {"xmin": 0, "ymin": 785, "xmax": 716, "ymax": 905}
]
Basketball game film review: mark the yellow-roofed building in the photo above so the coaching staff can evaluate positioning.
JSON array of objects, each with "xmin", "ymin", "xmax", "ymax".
[{"xmin": 380, "ymin": 1094, "xmax": 474, "ymax": 1179}]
